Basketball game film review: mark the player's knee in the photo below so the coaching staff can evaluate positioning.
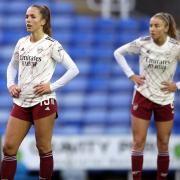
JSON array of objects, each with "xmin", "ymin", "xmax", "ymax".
[
  {"xmin": 133, "ymin": 138, "xmax": 146, "ymax": 150},
  {"xmin": 3, "ymin": 141, "xmax": 17, "ymax": 155},
  {"xmin": 36, "ymin": 142, "xmax": 52, "ymax": 154},
  {"xmin": 157, "ymin": 139, "xmax": 169, "ymax": 151}
]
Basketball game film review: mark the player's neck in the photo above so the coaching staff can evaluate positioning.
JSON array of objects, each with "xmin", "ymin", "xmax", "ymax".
[
  {"xmin": 153, "ymin": 35, "xmax": 167, "ymax": 46},
  {"xmin": 30, "ymin": 31, "xmax": 45, "ymax": 42}
]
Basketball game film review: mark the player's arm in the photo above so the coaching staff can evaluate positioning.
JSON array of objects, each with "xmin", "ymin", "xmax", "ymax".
[
  {"xmin": 114, "ymin": 38, "xmax": 145, "ymax": 85},
  {"xmin": 7, "ymin": 42, "xmax": 21, "ymax": 98},
  {"xmin": 161, "ymin": 46, "xmax": 180, "ymax": 93},
  {"xmin": 161, "ymin": 81, "xmax": 178, "ymax": 93},
  {"xmin": 50, "ymin": 41, "xmax": 79, "ymax": 91}
]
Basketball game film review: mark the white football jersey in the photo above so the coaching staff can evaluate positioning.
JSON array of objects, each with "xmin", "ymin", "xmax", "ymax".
[
  {"xmin": 114, "ymin": 36, "xmax": 180, "ymax": 105},
  {"xmin": 7, "ymin": 34, "xmax": 79, "ymax": 107}
]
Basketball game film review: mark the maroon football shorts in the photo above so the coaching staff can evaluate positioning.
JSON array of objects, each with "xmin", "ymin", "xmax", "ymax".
[
  {"xmin": 131, "ymin": 91, "xmax": 174, "ymax": 121},
  {"xmin": 10, "ymin": 98, "xmax": 58, "ymax": 123}
]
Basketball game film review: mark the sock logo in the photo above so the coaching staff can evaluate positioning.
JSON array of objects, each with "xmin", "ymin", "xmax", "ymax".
[
  {"xmin": 39, "ymin": 176, "xmax": 47, "ymax": 179},
  {"xmin": 160, "ymin": 173, "xmax": 168, "ymax": 177},
  {"xmin": 132, "ymin": 171, "xmax": 140, "ymax": 175}
]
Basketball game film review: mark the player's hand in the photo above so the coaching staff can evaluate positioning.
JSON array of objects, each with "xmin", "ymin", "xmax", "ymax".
[
  {"xmin": 34, "ymin": 83, "xmax": 51, "ymax": 96},
  {"xmin": 161, "ymin": 81, "xmax": 177, "ymax": 93},
  {"xmin": 129, "ymin": 75, "xmax": 145, "ymax": 86},
  {"xmin": 8, "ymin": 85, "xmax": 21, "ymax": 98}
]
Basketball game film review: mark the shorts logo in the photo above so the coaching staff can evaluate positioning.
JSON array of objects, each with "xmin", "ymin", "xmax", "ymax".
[
  {"xmin": 170, "ymin": 103, "xmax": 174, "ymax": 109},
  {"xmin": 170, "ymin": 103, "xmax": 174, "ymax": 114},
  {"xmin": 133, "ymin": 104, "xmax": 138, "ymax": 111},
  {"xmin": 45, "ymin": 106, "xmax": 50, "ymax": 111}
]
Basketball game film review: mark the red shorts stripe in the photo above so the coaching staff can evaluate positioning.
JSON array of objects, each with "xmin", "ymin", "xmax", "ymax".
[{"xmin": 131, "ymin": 91, "xmax": 174, "ymax": 121}]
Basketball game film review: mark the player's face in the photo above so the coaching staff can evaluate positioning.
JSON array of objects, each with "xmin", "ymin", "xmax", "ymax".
[
  {"xmin": 25, "ymin": 7, "xmax": 45, "ymax": 33},
  {"xmin": 149, "ymin": 17, "xmax": 168, "ymax": 42}
]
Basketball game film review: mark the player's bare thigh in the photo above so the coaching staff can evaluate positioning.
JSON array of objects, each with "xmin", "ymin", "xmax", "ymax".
[
  {"xmin": 155, "ymin": 120, "xmax": 173, "ymax": 152},
  {"xmin": 131, "ymin": 115, "xmax": 150, "ymax": 151},
  {"xmin": 3, "ymin": 116, "xmax": 32, "ymax": 155},
  {"xmin": 34, "ymin": 113, "xmax": 56, "ymax": 154}
]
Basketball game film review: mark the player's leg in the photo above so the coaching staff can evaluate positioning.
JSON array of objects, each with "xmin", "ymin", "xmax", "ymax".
[
  {"xmin": 1, "ymin": 116, "xmax": 32, "ymax": 180},
  {"xmin": 33, "ymin": 99, "xmax": 57, "ymax": 180},
  {"xmin": 155, "ymin": 120, "xmax": 173, "ymax": 180},
  {"xmin": 131, "ymin": 91, "xmax": 152, "ymax": 180},
  {"xmin": 155, "ymin": 103, "xmax": 174, "ymax": 180},
  {"xmin": 131, "ymin": 115, "xmax": 150, "ymax": 180},
  {"xmin": 34, "ymin": 113, "xmax": 56, "ymax": 180}
]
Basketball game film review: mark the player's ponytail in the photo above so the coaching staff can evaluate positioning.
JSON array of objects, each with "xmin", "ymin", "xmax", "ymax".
[
  {"xmin": 31, "ymin": 5, "xmax": 52, "ymax": 37},
  {"xmin": 166, "ymin": 13, "xmax": 177, "ymax": 40},
  {"xmin": 154, "ymin": 12, "xmax": 177, "ymax": 40}
]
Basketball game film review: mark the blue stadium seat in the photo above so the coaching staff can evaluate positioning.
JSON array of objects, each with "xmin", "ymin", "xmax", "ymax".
[
  {"xmin": 82, "ymin": 124, "xmax": 106, "ymax": 134},
  {"xmin": 95, "ymin": 18, "xmax": 116, "ymax": 32},
  {"xmin": 138, "ymin": 17, "xmax": 150, "ymax": 31},
  {"xmin": 1, "ymin": 16, "xmax": 26, "ymax": 31},
  {"xmin": 90, "ymin": 47, "xmax": 113, "ymax": 60},
  {"xmin": 108, "ymin": 93, "xmax": 131, "ymax": 108},
  {"xmin": 52, "ymin": 16, "xmax": 75, "ymax": 30},
  {"xmin": 117, "ymin": 18, "xmax": 139, "ymax": 31},
  {"xmin": 89, "ymin": 62, "xmax": 110, "ymax": 75},
  {"xmin": 111, "ymin": 63, "xmax": 126, "ymax": 76},
  {"xmin": 114, "ymin": 32, "xmax": 140, "ymax": 46},
  {"xmin": 0, "ymin": 95, "xmax": 12, "ymax": 109},
  {"xmin": 54, "ymin": 124, "xmax": 82, "ymax": 135},
  {"xmin": 0, "ymin": 110, "xmax": 9, "ymax": 125},
  {"xmin": 105, "ymin": 125, "xmax": 131, "ymax": 134},
  {"xmin": 109, "ymin": 77, "xmax": 133, "ymax": 92},
  {"xmin": 87, "ymin": 77, "xmax": 109, "ymax": 92},
  {"xmin": 69, "ymin": 48, "xmax": 92, "ymax": 60},
  {"xmin": 59, "ymin": 93, "xmax": 85, "ymax": 108},
  {"xmin": 84, "ymin": 93, "xmax": 108, "ymax": 108},
  {"xmin": 83, "ymin": 108, "xmax": 107, "ymax": 124},
  {"xmin": 0, "ymin": 2, "xmax": 27, "ymax": 15},
  {"xmin": 59, "ymin": 108, "xmax": 83, "ymax": 124},
  {"xmin": 93, "ymin": 33, "xmax": 115, "ymax": 46},
  {"xmin": 76, "ymin": 61, "xmax": 91, "ymax": 76},
  {"xmin": 70, "ymin": 33, "xmax": 94, "ymax": 45},
  {"xmin": 74, "ymin": 16, "xmax": 95, "ymax": 32},
  {"xmin": 0, "ymin": 80, "xmax": 8, "ymax": 91},
  {"xmin": 2, "ymin": 31, "xmax": 26, "ymax": 45},
  {"xmin": 107, "ymin": 108, "xmax": 130, "ymax": 124},
  {"xmin": 0, "ymin": 64, "xmax": 7, "ymax": 78},
  {"xmin": 53, "ymin": 31, "xmax": 72, "ymax": 44},
  {"xmin": 62, "ymin": 77, "xmax": 88, "ymax": 92},
  {"xmin": 0, "ymin": 46, "xmax": 14, "ymax": 59},
  {"xmin": 50, "ymin": 2, "xmax": 75, "ymax": 15}
]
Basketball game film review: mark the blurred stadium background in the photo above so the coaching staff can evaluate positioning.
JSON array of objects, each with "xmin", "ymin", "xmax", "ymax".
[{"xmin": 0, "ymin": 0, "xmax": 180, "ymax": 180}]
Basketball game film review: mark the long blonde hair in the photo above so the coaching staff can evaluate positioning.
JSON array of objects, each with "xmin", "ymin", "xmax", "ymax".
[{"xmin": 154, "ymin": 12, "xmax": 177, "ymax": 40}]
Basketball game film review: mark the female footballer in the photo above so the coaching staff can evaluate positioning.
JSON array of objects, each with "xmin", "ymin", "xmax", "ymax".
[
  {"xmin": 114, "ymin": 12, "xmax": 180, "ymax": 180},
  {"xmin": 1, "ymin": 4, "xmax": 79, "ymax": 180}
]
